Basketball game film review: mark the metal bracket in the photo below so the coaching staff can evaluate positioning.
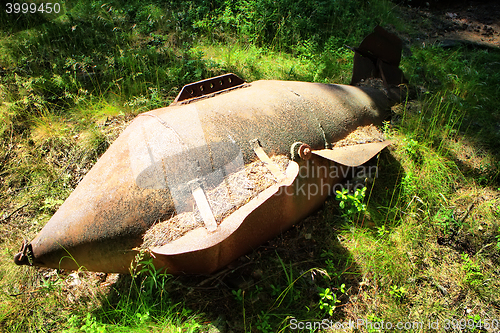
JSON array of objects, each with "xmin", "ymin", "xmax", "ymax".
[
  {"xmin": 13, "ymin": 240, "xmax": 33, "ymax": 266},
  {"xmin": 189, "ymin": 179, "xmax": 217, "ymax": 232},
  {"xmin": 250, "ymin": 139, "xmax": 285, "ymax": 182},
  {"xmin": 172, "ymin": 73, "xmax": 246, "ymax": 105},
  {"xmin": 291, "ymin": 140, "xmax": 391, "ymax": 166}
]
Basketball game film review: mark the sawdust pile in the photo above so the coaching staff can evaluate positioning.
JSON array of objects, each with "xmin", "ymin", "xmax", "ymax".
[
  {"xmin": 333, "ymin": 124, "xmax": 385, "ymax": 148},
  {"xmin": 142, "ymin": 155, "xmax": 289, "ymax": 249}
]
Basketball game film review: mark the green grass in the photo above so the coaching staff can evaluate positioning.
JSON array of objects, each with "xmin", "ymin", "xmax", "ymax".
[{"xmin": 1, "ymin": 0, "xmax": 500, "ymax": 332}]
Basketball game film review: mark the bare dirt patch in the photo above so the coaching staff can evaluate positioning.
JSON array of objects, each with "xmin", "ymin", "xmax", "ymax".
[{"xmin": 397, "ymin": 0, "xmax": 500, "ymax": 49}]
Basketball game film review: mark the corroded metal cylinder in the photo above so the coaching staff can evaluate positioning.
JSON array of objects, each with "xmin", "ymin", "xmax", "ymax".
[
  {"xmin": 14, "ymin": 80, "xmax": 390, "ymax": 273},
  {"xmin": 14, "ymin": 26, "xmax": 404, "ymax": 274}
]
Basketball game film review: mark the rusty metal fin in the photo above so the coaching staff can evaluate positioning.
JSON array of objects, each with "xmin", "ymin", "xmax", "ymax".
[
  {"xmin": 172, "ymin": 73, "xmax": 246, "ymax": 105},
  {"xmin": 349, "ymin": 25, "xmax": 407, "ymax": 87},
  {"xmin": 311, "ymin": 140, "xmax": 392, "ymax": 167}
]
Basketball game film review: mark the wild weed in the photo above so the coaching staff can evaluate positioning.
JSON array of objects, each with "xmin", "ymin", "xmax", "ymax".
[
  {"xmin": 402, "ymin": 137, "xmax": 420, "ymax": 162},
  {"xmin": 434, "ymin": 208, "xmax": 458, "ymax": 235},
  {"xmin": 461, "ymin": 253, "xmax": 484, "ymax": 288},
  {"xmin": 318, "ymin": 284, "xmax": 345, "ymax": 317},
  {"xmin": 318, "ymin": 287, "xmax": 340, "ymax": 316},
  {"xmin": 66, "ymin": 313, "xmax": 107, "ymax": 333},
  {"xmin": 496, "ymin": 227, "xmax": 500, "ymax": 250},
  {"xmin": 256, "ymin": 311, "xmax": 273, "ymax": 333},
  {"xmin": 232, "ymin": 288, "xmax": 244, "ymax": 302},
  {"xmin": 335, "ymin": 187, "xmax": 367, "ymax": 219},
  {"xmin": 388, "ymin": 285, "xmax": 406, "ymax": 303}
]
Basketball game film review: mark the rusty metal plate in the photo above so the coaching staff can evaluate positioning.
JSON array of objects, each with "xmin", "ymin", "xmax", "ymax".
[
  {"xmin": 172, "ymin": 73, "xmax": 246, "ymax": 105},
  {"xmin": 311, "ymin": 140, "xmax": 392, "ymax": 167}
]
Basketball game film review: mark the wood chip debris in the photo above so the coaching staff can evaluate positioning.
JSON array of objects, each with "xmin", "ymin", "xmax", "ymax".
[{"xmin": 141, "ymin": 155, "xmax": 289, "ymax": 249}]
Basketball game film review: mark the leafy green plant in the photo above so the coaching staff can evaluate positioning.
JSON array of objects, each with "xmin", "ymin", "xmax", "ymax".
[
  {"xmin": 322, "ymin": 259, "xmax": 336, "ymax": 282},
  {"xmin": 232, "ymin": 288, "xmax": 244, "ymax": 302},
  {"xmin": 467, "ymin": 314, "xmax": 483, "ymax": 332},
  {"xmin": 335, "ymin": 187, "xmax": 367, "ymax": 218},
  {"xmin": 40, "ymin": 197, "xmax": 64, "ymax": 213},
  {"xmin": 461, "ymin": 253, "xmax": 484, "ymax": 288},
  {"xmin": 80, "ymin": 313, "xmax": 107, "ymax": 333},
  {"xmin": 496, "ymin": 227, "xmax": 500, "ymax": 250},
  {"xmin": 403, "ymin": 137, "xmax": 420, "ymax": 161},
  {"xmin": 318, "ymin": 284, "xmax": 344, "ymax": 316},
  {"xmin": 389, "ymin": 285, "xmax": 406, "ymax": 303},
  {"xmin": 377, "ymin": 225, "xmax": 389, "ymax": 237},
  {"xmin": 65, "ymin": 313, "xmax": 107, "ymax": 333},
  {"xmin": 366, "ymin": 315, "xmax": 385, "ymax": 333},
  {"xmin": 320, "ymin": 250, "xmax": 345, "ymax": 283},
  {"xmin": 256, "ymin": 311, "xmax": 273, "ymax": 333},
  {"xmin": 269, "ymin": 284, "xmax": 281, "ymax": 297},
  {"xmin": 400, "ymin": 171, "xmax": 418, "ymax": 199},
  {"xmin": 135, "ymin": 311, "xmax": 150, "ymax": 326},
  {"xmin": 40, "ymin": 273, "xmax": 62, "ymax": 293},
  {"xmin": 318, "ymin": 287, "xmax": 339, "ymax": 316},
  {"xmin": 249, "ymin": 284, "xmax": 264, "ymax": 304},
  {"xmin": 434, "ymin": 208, "xmax": 460, "ymax": 235}
]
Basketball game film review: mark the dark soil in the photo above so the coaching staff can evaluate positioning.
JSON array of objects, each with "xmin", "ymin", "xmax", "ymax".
[{"xmin": 397, "ymin": 0, "xmax": 500, "ymax": 49}]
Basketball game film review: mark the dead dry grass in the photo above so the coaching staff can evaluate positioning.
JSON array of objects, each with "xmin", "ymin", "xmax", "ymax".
[{"xmin": 333, "ymin": 124, "xmax": 385, "ymax": 148}]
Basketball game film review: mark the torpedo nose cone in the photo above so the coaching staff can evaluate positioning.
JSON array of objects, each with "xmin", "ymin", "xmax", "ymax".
[{"xmin": 13, "ymin": 115, "xmax": 176, "ymax": 273}]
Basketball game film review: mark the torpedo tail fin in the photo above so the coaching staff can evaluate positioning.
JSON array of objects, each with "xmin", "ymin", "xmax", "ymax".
[{"xmin": 349, "ymin": 26, "xmax": 407, "ymax": 92}]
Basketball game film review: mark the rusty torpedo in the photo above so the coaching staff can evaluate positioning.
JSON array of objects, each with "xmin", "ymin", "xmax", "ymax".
[{"xmin": 14, "ymin": 26, "xmax": 406, "ymax": 274}]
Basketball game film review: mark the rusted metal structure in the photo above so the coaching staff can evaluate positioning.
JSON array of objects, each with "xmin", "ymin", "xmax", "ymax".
[{"xmin": 14, "ymin": 26, "xmax": 405, "ymax": 274}]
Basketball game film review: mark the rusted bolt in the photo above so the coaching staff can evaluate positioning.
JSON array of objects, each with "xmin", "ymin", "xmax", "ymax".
[{"xmin": 298, "ymin": 144, "xmax": 312, "ymax": 160}]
